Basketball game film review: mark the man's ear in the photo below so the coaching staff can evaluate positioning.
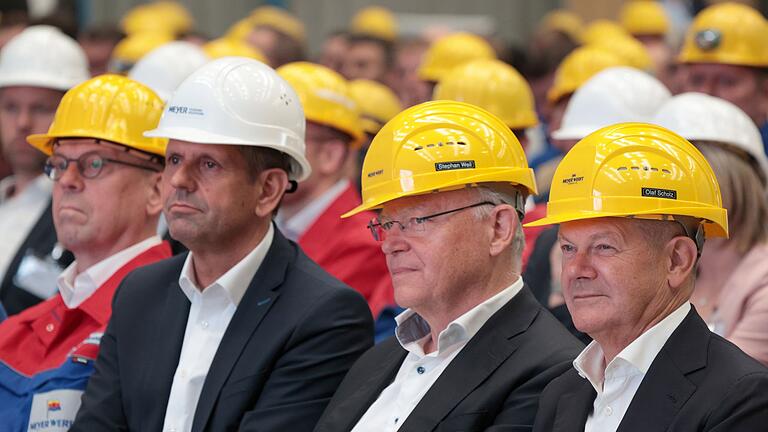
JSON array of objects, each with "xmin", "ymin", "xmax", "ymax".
[
  {"xmin": 254, "ymin": 168, "xmax": 289, "ymax": 218},
  {"xmin": 145, "ymin": 172, "xmax": 163, "ymax": 218},
  {"xmin": 488, "ymin": 204, "xmax": 518, "ymax": 257},
  {"xmin": 665, "ymin": 236, "xmax": 698, "ymax": 290},
  {"xmin": 313, "ymin": 140, "xmax": 349, "ymax": 176}
]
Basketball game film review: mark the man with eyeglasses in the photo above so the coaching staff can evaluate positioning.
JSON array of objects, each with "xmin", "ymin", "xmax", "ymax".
[
  {"xmin": 314, "ymin": 100, "xmax": 583, "ymax": 432},
  {"xmin": 0, "ymin": 74, "xmax": 172, "ymax": 430},
  {"xmin": 0, "ymin": 26, "xmax": 90, "ymax": 315}
]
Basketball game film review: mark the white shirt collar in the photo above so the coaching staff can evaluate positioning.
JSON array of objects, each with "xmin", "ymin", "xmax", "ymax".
[
  {"xmin": 574, "ymin": 301, "xmax": 691, "ymax": 394},
  {"xmin": 275, "ymin": 179, "xmax": 349, "ymax": 241},
  {"xmin": 58, "ymin": 236, "xmax": 163, "ymax": 309},
  {"xmin": 394, "ymin": 277, "xmax": 525, "ymax": 357},
  {"xmin": 178, "ymin": 223, "xmax": 274, "ymax": 306}
]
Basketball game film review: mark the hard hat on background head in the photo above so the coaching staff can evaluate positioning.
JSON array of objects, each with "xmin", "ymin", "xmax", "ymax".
[
  {"xmin": 144, "ymin": 57, "xmax": 311, "ymax": 181},
  {"xmin": 652, "ymin": 92, "xmax": 768, "ymax": 185},
  {"xmin": 591, "ymin": 35, "xmax": 654, "ymax": 71},
  {"xmin": 350, "ymin": 6, "xmax": 398, "ymax": 42},
  {"xmin": 553, "ymin": 66, "xmax": 670, "ymax": 140},
  {"xmin": 538, "ymin": 9, "xmax": 584, "ymax": 43},
  {"xmin": 525, "ymin": 122, "xmax": 728, "ymax": 240},
  {"xmin": 110, "ymin": 32, "xmax": 176, "ymax": 74},
  {"xmin": 27, "ymin": 74, "xmax": 167, "ymax": 157},
  {"xmin": 250, "ymin": 6, "xmax": 306, "ymax": 44},
  {"xmin": 203, "ymin": 37, "xmax": 266, "ymax": 62},
  {"xmin": 581, "ymin": 19, "xmax": 630, "ymax": 45},
  {"xmin": 0, "ymin": 25, "xmax": 89, "ymax": 91},
  {"xmin": 547, "ymin": 46, "xmax": 628, "ymax": 103},
  {"xmin": 417, "ymin": 32, "xmax": 496, "ymax": 82},
  {"xmin": 678, "ymin": 2, "xmax": 768, "ymax": 67},
  {"xmin": 434, "ymin": 59, "xmax": 538, "ymax": 130},
  {"xmin": 342, "ymin": 100, "xmax": 537, "ymax": 218},
  {"xmin": 128, "ymin": 41, "xmax": 210, "ymax": 102},
  {"xmin": 348, "ymin": 79, "xmax": 402, "ymax": 135},
  {"xmin": 277, "ymin": 61, "xmax": 364, "ymax": 147},
  {"xmin": 226, "ymin": 18, "xmax": 256, "ymax": 41},
  {"xmin": 121, "ymin": 2, "xmax": 193, "ymax": 36},
  {"xmin": 620, "ymin": 1, "xmax": 670, "ymax": 37}
]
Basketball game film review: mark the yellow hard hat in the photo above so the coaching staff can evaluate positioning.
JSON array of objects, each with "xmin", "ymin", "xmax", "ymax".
[
  {"xmin": 250, "ymin": 6, "xmax": 306, "ymax": 44},
  {"xmin": 110, "ymin": 32, "xmax": 175, "ymax": 73},
  {"xmin": 591, "ymin": 35, "xmax": 654, "ymax": 71},
  {"xmin": 342, "ymin": 100, "xmax": 537, "ymax": 218},
  {"xmin": 581, "ymin": 19, "xmax": 630, "ymax": 45},
  {"xmin": 277, "ymin": 62, "xmax": 364, "ymax": 146},
  {"xmin": 27, "ymin": 74, "xmax": 168, "ymax": 157},
  {"xmin": 547, "ymin": 46, "xmax": 628, "ymax": 103},
  {"xmin": 203, "ymin": 37, "xmax": 266, "ymax": 62},
  {"xmin": 524, "ymin": 122, "xmax": 728, "ymax": 239},
  {"xmin": 434, "ymin": 59, "xmax": 538, "ymax": 130},
  {"xmin": 348, "ymin": 79, "xmax": 402, "ymax": 135},
  {"xmin": 678, "ymin": 2, "xmax": 768, "ymax": 67},
  {"xmin": 121, "ymin": 2, "xmax": 193, "ymax": 36},
  {"xmin": 620, "ymin": 1, "xmax": 670, "ymax": 36},
  {"xmin": 351, "ymin": 6, "xmax": 398, "ymax": 42},
  {"xmin": 226, "ymin": 18, "xmax": 255, "ymax": 41},
  {"xmin": 539, "ymin": 9, "xmax": 584, "ymax": 43},
  {"xmin": 417, "ymin": 32, "xmax": 497, "ymax": 82}
]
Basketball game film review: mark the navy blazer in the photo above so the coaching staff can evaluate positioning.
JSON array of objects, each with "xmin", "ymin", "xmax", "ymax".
[
  {"xmin": 533, "ymin": 307, "xmax": 768, "ymax": 432},
  {"xmin": 314, "ymin": 287, "xmax": 584, "ymax": 432},
  {"xmin": 72, "ymin": 228, "xmax": 374, "ymax": 431}
]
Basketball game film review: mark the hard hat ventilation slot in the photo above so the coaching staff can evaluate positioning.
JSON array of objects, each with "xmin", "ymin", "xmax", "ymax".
[
  {"xmin": 413, "ymin": 141, "xmax": 466, "ymax": 151},
  {"xmin": 616, "ymin": 166, "xmax": 670, "ymax": 174}
]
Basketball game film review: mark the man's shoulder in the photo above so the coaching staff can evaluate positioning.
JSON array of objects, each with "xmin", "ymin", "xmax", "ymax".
[
  {"xmin": 704, "ymin": 333, "xmax": 768, "ymax": 380},
  {"xmin": 114, "ymin": 253, "xmax": 186, "ymax": 299}
]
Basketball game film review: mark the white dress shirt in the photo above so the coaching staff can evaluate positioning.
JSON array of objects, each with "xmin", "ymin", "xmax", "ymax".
[
  {"xmin": 575, "ymin": 302, "xmax": 691, "ymax": 432},
  {"xmin": 275, "ymin": 179, "xmax": 349, "ymax": 241},
  {"xmin": 161, "ymin": 225, "xmax": 274, "ymax": 432},
  {"xmin": 351, "ymin": 277, "xmax": 525, "ymax": 432},
  {"xmin": 0, "ymin": 175, "xmax": 52, "ymax": 283},
  {"xmin": 57, "ymin": 236, "xmax": 163, "ymax": 308}
]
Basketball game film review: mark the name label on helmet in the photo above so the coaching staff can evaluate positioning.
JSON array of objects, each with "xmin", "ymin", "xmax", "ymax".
[
  {"xmin": 435, "ymin": 160, "xmax": 475, "ymax": 171},
  {"xmin": 642, "ymin": 187, "xmax": 677, "ymax": 200}
]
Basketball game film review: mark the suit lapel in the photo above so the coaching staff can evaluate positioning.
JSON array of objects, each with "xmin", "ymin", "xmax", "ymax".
[
  {"xmin": 399, "ymin": 288, "xmax": 541, "ymax": 431},
  {"xmin": 617, "ymin": 308, "xmax": 708, "ymax": 432},
  {"xmin": 190, "ymin": 229, "xmax": 292, "ymax": 432},
  {"xmin": 552, "ymin": 379, "xmax": 596, "ymax": 432}
]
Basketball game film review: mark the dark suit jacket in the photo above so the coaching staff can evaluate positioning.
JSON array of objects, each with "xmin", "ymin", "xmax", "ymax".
[
  {"xmin": 314, "ymin": 287, "xmax": 584, "ymax": 432},
  {"xmin": 0, "ymin": 201, "xmax": 73, "ymax": 315},
  {"xmin": 533, "ymin": 307, "xmax": 768, "ymax": 432},
  {"xmin": 72, "ymin": 228, "xmax": 374, "ymax": 432}
]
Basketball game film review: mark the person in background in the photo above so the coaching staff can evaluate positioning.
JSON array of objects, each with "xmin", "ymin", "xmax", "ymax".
[
  {"xmin": 0, "ymin": 74, "xmax": 172, "ymax": 431},
  {"xmin": 318, "ymin": 30, "xmax": 349, "ymax": 74},
  {"xmin": 341, "ymin": 34, "xmax": 393, "ymax": 84},
  {"xmin": 0, "ymin": 25, "xmax": 89, "ymax": 315},
  {"xmin": 653, "ymin": 92, "xmax": 768, "ymax": 366},
  {"xmin": 391, "ymin": 37, "xmax": 431, "ymax": 107},
  {"xmin": 78, "ymin": 24, "xmax": 123, "ymax": 76},
  {"xmin": 247, "ymin": 5, "xmax": 306, "ymax": 67}
]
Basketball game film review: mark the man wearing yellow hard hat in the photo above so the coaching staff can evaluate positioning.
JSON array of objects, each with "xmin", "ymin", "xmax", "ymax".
[
  {"xmin": 246, "ymin": 5, "xmax": 306, "ymax": 67},
  {"xmin": 528, "ymin": 122, "xmax": 768, "ymax": 431},
  {"xmin": 0, "ymin": 74, "xmax": 172, "ymax": 428},
  {"xmin": 677, "ymin": 2, "xmax": 768, "ymax": 150},
  {"xmin": 314, "ymin": 100, "xmax": 582, "ymax": 431},
  {"xmin": 0, "ymin": 26, "xmax": 90, "ymax": 315},
  {"xmin": 277, "ymin": 62, "xmax": 393, "ymax": 320},
  {"xmin": 342, "ymin": 6, "xmax": 398, "ymax": 83}
]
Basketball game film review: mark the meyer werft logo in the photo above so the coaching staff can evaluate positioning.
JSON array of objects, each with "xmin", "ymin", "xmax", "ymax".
[
  {"xmin": 435, "ymin": 160, "xmax": 475, "ymax": 171},
  {"xmin": 642, "ymin": 187, "xmax": 677, "ymax": 200},
  {"xmin": 168, "ymin": 106, "xmax": 204, "ymax": 116},
  {"xmin": 562, "ymin": 174, "xmax": 584, "ymax": 184},
  {"xmin": 367, "ymin": 169, "xmax": 384, "ymax": 178}
]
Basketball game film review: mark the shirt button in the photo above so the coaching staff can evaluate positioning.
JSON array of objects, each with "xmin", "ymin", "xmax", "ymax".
[
  {"xmin": 45, "ymin": 323, "xmax": 54, "ymax": 332},
  {"xmin": 180, "ymin": 370, "xmax": 187, "ymax": 379},
  {"xmin": 416, "ymin": 366, "xmax": 426, "ymax": 374},
  {"xmin": 604, "ymin": 406, "xmax": 613, "ymax": 416},
  {"xmin": 201, "ymin": 320, "xmax": 209, "ymax": 329}
]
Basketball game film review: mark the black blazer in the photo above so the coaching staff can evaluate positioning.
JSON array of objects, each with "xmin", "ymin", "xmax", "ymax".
[
  {"xmin": 533, "ymin": 307, "xmax": 768, "ymax": 432},
  {"xmin": 0, "ymin": 200, "xmax": 72, "ymax": 315},
  {"xmin": 314, "ymin": 287, "xmax": 584, "ymax": 432},
  {"xmin": 72, "ymin": 228, "xmax": 374, "ymax": 432}
]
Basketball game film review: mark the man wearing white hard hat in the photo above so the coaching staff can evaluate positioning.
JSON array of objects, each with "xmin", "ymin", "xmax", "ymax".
[
  {"xmin": 653, "ymin": 92, "xmax": 768, "ymax": 366},
  {"xmin": 128, "ymin": 41, "xmax": 210, "ymax": 103},
  {"xmin": 0, "ymin": 25, "xmax": 90, "ymax": 315},
  {"xmin": 72, "ymin": 57, "xmax": 373, "ymax": 432}
]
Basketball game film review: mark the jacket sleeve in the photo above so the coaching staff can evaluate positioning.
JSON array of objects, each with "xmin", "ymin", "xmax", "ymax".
[
  {"xmin": 704, "ymin": 371, "xmax": 768, "ymax": 431},
  {"xmin": 238, "ymin": 286, "xmax": 374, "ymax": 431},
  {"xmin": 70, "ymin": 283, "xmax": 129, "ymax": 432}
]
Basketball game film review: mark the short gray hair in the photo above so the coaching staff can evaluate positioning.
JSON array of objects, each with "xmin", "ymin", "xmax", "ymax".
[{"xmin": 471, "ymin": 184, "xmax": 526, "ymax": 273}]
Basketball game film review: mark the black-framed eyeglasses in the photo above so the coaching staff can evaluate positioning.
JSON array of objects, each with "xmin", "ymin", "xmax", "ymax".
[
  {"xmin": 44, "ymin": 151, "xmax": 160, "ymax": 181},
  {"xmin": 367, "ymin": 201, "xmax": 496, "ymax": 242}
]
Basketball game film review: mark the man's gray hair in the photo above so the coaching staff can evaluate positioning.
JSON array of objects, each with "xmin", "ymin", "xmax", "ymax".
[{"xmin": 470, "ymin": 185, "xmax": 526, "ymax": 273}]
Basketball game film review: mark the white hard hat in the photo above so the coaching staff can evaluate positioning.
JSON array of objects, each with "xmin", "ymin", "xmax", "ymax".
[
  {"xmin": 552, "ymin": 66, "xmax": 671, "ymax": 140},
  {"xmin": 129, "ymin": 41, "xmax": 210, "ymax": 102},
  {"xmin": 652, "ymin": 92, "xmax": 768, "ymax": 185},
  {"xmin": 145, "ymin": 56, "xmax": 311, "ymax": 181},
  {"xmin": 0, "ymin": 25, "xmax": 89, "ymax": 91}
]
